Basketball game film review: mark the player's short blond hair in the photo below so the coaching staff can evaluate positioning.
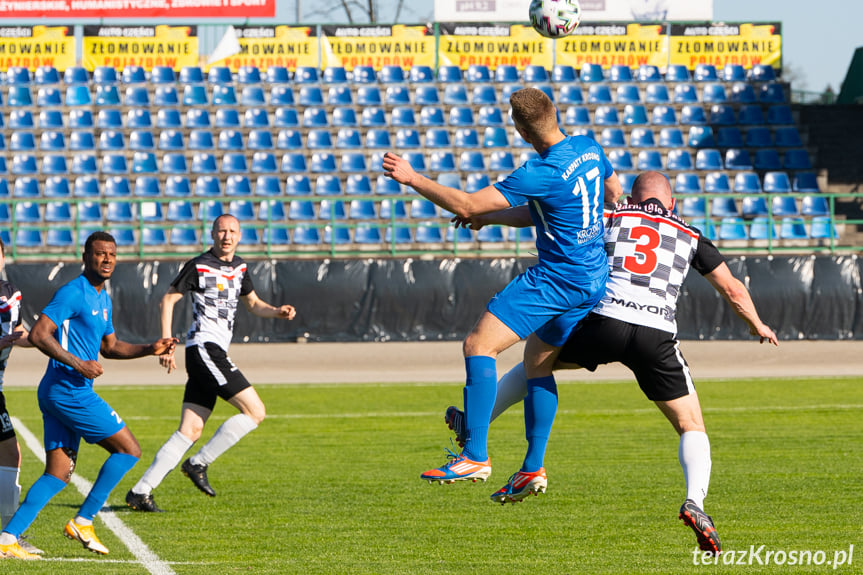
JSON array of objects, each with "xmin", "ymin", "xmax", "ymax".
[{"xmin": 510, "ymin": 87, "xmax": 558, "ymax": 141}]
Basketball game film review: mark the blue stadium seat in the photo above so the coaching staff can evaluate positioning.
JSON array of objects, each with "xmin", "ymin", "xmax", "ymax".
[
  {"xmin": 738, "ymin": 105, "xmax": 766, "ymax": 126},
  {"xmin": 774, "ymin": 126, "xmax": 803, "ymax": 147},
  {"xmin": 741, "ymin": 196, "xmax": 769, "ymax": 217},
  {"xmin": 364, "ymin": 129, "xmax": 392, "ymax": 149},
  {"xmin": 336, "ymin": 128, "xmax": 362, "ymax": 149},
  {"xmin": 345, "ymin": 175, "xmax": 372, "ymax": 195},
  {"xmin": 132, "ymin": 152, "xmax": 159, "ymax": 174},
  {"xmin": 240, "ymin": 86, "xmax": 266, "ymax": 106},
  {"xmin": 129, "ymin": 130, "xmax": 155, "ymax": 151},
  {"xmin": 413, "ymin": 85, "xmax": 440, "ymax": 106},
  {"xmin": 763, "ymin": 171, "xmax": 792, "ymax": 194},
  {"xmin": 552, "ymin": 64, "xmax": 577, "ymax": 83},
  {"xmin": 92, "ymin": 85, "xmax": 118, "ymax": 106},
  {"xmin": 327, "ymin": 86, "xmax": 353, "ymax": 106},
  {"xmin": 319, "ymin": 199, "xmax": 346, "ymax": 221},
  {"xmin": 650, "ymin": 105, "xmax": 677, "ymax": 126},
  {"xmin": 106, "ymin": 201, "xmax": 134, "ymax": 222},
  {"xmin": 229, "ymin": 200, "xmax": 257, "ymax": 221},
  {"xmin": 39, "ymin": 109, "xmax": 63, "ymax": 129},
  {"xmin": 236, "ymin": 65, "xmax": 261, "ymax": 84},
  {"xmin": 37, "ymin": 87, "xmax": 63, "ymax": 106},
  {"xmin": 72, "ymin": 154, "xmax": 98, "ymax": 175},
  {"xmin": 636, "ymin": 150, "xmax": 663, "ymax": 170},
  {"xmin": 665, "ymin": 64, "xmax": 690, "ymax": 82},
  {"xmin": 730, "ymin": 82, "xmax": 757, "ymax": 104},
  {"xmin": 771, "ymin": 195, "xmax": 798, "ymax": 217},
  {"xmin": 674, "ymin": 173, "xmax": 702, "ymax": 194},
  {"xmin": 680, "ymin": 197, "xmax": 706, "ymax": 217},
  {"xmin": 783, "ymin": 149, "xmax": 812, "ymax": 170},
  {"xmin": 420, "ymin": 106, "xmax": 445, "ymax": 126},
  {"xmin": 623, "ymin": 104, "xmax": 649, "ymax": 125},
  {"xmin": 340, "ymin": 152, "xmax": 367, "ymax": 173},
  {"xmin": 225, "ymin": 175, "xmax": 252, "ymax": 197},
  {"xmin": 712, "ymin": 196, "xmax": 740, "ymax": 217},
  {"xmin": 558, "ymin": 85, "xmax": 584, "ymax": 105},
  {"xmin": 258, "ymin": 200, "xmax": 285, "ymax": 222},
  {"xmin": 69, "ymin": 131, "xmax": 95, "ymax": 152},
  {"xmin": 767, "ymin": 105, "xmax": 794, "ymax": 125},
  {"xmin": 688, "ymin": 218, "xmax": 716, "ymax": 240},
  {"xmin": 359, "ymin": 107, "xmax": 386, "ymax": 127},
  {"xmin": 314, "ymin": 175, "xmax": 342, "ymax": 196},
  {"xmin": 608, "ymin": 150, "xmax": 633, "ymax": 171},
  {"xmin": 759, "ymin": 83, "xmax": 787, "ymax": 103},
  {"xmin": 73, "ymin": 176, "xmax": 99, "ymax": 198},
  {"xmin": 375, "ymin": 175, "xmax": 402, "ymax": 195},
  {"xmin": 11, "ymin": 131, "xmax": 36, "ymax": 151},
  {"xmin": 9, "ymin": 110, "xmax": 33, "ymax": 130},
  {"xmin": 274, "ymin": 129, "xmax": 302, "ymax": 150},
  {"xmin": 587, "ymin": 84, "xmax": 613, "ymax": 105},
  {"xmin": 693, "ymin": 64, "xmax": 719, "ymax": 82},
  {"xmin": 177, "ymin": 66, "xmax": 203, "ymax": 84},
  {"xmin": 392, "ymin": 107, "xmax": 417, "ymax": 127},
  {"xmin": 733, "ymin": 171, "xmax": 762, "ymax": 193},
  {"xmin": 448, "ymin": 106, "xmax": 475, "ymax": 126},
  {"xmin": 248, "ymin": 129, "xmax": 274, "ymax": 150},
  {"xmin": 465, "ymin": 173, "xmax": 490, "ymax": 193},
  {"xmin": 680, "ymin": 105, "xmax": 707, "ymax": 126},
  {"xmin": 724, "ymin": 148, "xmax": 753, "ymax": 170},
  {"xmin": 687, "ymin": 126, "xmax": 715, "ymax": 148},
  {"xmin": 753, "ymin": 149, "xmax": 782, "ymax": 171},
  {"xmin": 244, "ymin": 108, "xmax": 270, "ymax": 129},
  {"xmin": 170, "ymin": 227, "xmax": 199, "ymax": 246},
  {"xmin": 310, "ymin": 152, "xmax": 337, "ymax": 173},
  {"xmin": 64, "ymin": 66, "xmax": 90, "ymax": 84},
  {"xmin": 157, "ymin": 130, "xmax": 184, "ymax": 151},
  {"xmin": 181, "ymin": 84, "xmax": 208, "ymax": 107},
  {"xmin": 319, "ymin": 66, "xmax": 347, "ymax": 84},
  {"xmin": 708, "ymin": 104, "xmax": 736, "ymax": 125},
  {"xmin": 261, "ymin": 227, "xmax": 290, "ymax": 246},
  {"xmin": 443, "ymin": 84, "xmax": 469, "ymax": 105},
  {"xmin": 40, "ymin": 131, "xmax": 66, "ymax": 152},
  {"xmin": 134, "ymin": 176, "xmax": 161, "ymax": 197},
  {"xmin": 348, "ymin": 199, "xmax": 377, "ymax": 220},
  {"xmin": 459, "ymin": 151, "xmax": 486, "ymax": 172},
  {"xmin": 165, "ymin": 176, "xmax": 192, "ymax": 197},
  {"xmin": 718, "ymin": 217, "xmax": 748, "ymax": 240},
  {"xmin": 810, "ymin": 216, "xmax": 838, "ymax": 240},
  {"xmin": 161, "ymin": 153, "xmax": 188, "ymax": 174},
  {"xmin": 386, "ymin": 85, "xmax": 412, "ymax": 106},
  {"xmin": 658, "ymin": 127, "xmax": 684, "ymax": 148},
  {"xmin": 297, "ymin": 86, "xmax": 324, "ymax": 107},
  {"xmin": 15, "ymin": 229, "xmax": 42, "ymax": 248},
  {"xmin": 220, "ymin": 153, "xmax": 248, "ymax": 174},
  {"xmin": 600, "ymin": 128, "xmax": 627, "ymax": 148},
  {"xmin": 779, "ymin": 217, "xmax": 808, "ymax": 239},
  {"xmin": 7, "ymin": 86, "xmax": 32, "ymax": 107},
  {"xmin": 185, "ymin": 108, "xmax": 211, "ymax": 129},
  {"xmin": 580, "ymin": 63, "xmax": 604, "ymax": 83},
  {"xmin": 793, "ymin": 172, "xmax": 820, "ymax": 193},
  {"xmin": 409, "ymin": 65, "xmax": 434, "ymax": 83},
  {"xmin": 494, "ymin": 65, "xmax": 519, "ymax": 83},
  {"xmin": 250, "ymin": 152, "xmax": 278, "ymax": 173},
  {"xmin": 453, "ymin": 128, "xmax": 479, "ymax": 148},
  {"xmin": 156, "ymin": 109, "xmax": 182, "ymax": 129},
  {"xmin": 749, "ymin": 64, "xmax": 777, "ymax": 82},
  {"xmin": 716, "ymin": 127, "xmax": 744, "ymax": 148},
  {"xmin": 636, "ymin": 65, "xmax": 661, "ymax": 82},
  {"xmin": 43, "ymin": 176, "xmax": 70, "ymax": 198},
  {"xmin": 378, "ymin": 65, "xmax": 405, "ymax": 84},
  {"xmin": 292, "ymin": 226, "xmax": 321, "ymax": 246},
  {"xmin": 701, "ymin": 83, "xmax": 727, "ymax": 104},
  {"xmin": 666, "ymin": 149, "xmax": 693, "ymax": 171},
  {"xmin": 429, "ymin": 151, "xmax": 456, "ymax": 172},
  {"xmin": 695, "ymin": 148, "xmax": 723, "ymax": 170},
  {"xmin": 594, "ymin": 105, "xmax": 620, "ymax": 125},
  {"xmin": 489, "ymin": 151, "xmax": 515, "ymax": 171},
  {"xmin": 379, "ymin": 199, "xmax": 407, "ymax": 219},
  {"xmin": 14, "ymin": 201, "xmax": 41, "ymax": 222},
  {"xmin": 721, "ymin": 64, "xmax": 746, "ymax": 82},
  {"xmin": 285, "ymin": 175, "xmax": 312, "ymax": 196},
  {"xmin": 562, "ymin": 106, "xmax": 590, "ymax": 126},
  {"xmin": 101, "ymin": 154, "xmax": 129, "ymax": 174},
  {"xmin": 141, "ymin": 228, "xmax": 167, "ymax": 247},
  {"xmin": 629, "ymin": 127, "xmax": 655, "ymax": 147},
  {"xmin": 255, "ymin": 176, "xmax": 283, "ymax": 197}
]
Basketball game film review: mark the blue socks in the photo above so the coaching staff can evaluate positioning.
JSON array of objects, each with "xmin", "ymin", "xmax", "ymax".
[
  {"xmin": 78, "ymin": 453, "xmax": 139, "ymax": 521},
  {"xmin": 3, "ymin": 474, "xmax": 66, "ymax": 537},
  {"xmin": 462, "ymin": 355, "xmax": 497, "ymax": 462},
  {"xmin": 522, "ymin": 375, "xmax": 558, "ymax": 473}
]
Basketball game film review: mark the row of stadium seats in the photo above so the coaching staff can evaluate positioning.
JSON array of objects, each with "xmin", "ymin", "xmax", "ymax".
[
  {"xmin": 0, "ymin": 169, "xmax": 820, "ymax": 201},
  {"xmin": 3, "ymin": 213, "xmax": 836, "ymax": 251},
  {"xmin": 0, "ymin": 80, "xmax": 788, "ymax": 109},
  {"xmin": 2, "ymin": 63, "xmax": 780, "ymax": 87},
  {"xmin": 0, "ymin": 104, "xmax": 797, "ymax": 132},
  {"xmin": 0, "ymin": 146, "xmax": 814, "ymax": 178}
]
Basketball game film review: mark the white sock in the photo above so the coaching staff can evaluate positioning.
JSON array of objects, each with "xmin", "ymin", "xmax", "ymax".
[
  {"xmin": 0, "ymin": 466, "xmax": 20, "ymax": 531},
  {"xmin": 679, "ymin": 430, "xmax": 712, "ymax": 509},
  {"xmin": 132, "ymin": 431, "xmax": 194, "ymax": 495},
  {"xmin": 190, "ymin": 414, "xmax": 258, "ymax": 467},
  {"xmin": 491, "ymin": 363, "xmax": 528, "ymax": 422}
]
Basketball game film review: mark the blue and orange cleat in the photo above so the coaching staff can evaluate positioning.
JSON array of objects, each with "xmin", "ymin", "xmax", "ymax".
[
  {"xmin": 421, "ymin": 448, "xmax": 491, "ymax": 484},
  {"xmin": 490, "ymin": 468, "xmax": 547, "ymax": 504}
]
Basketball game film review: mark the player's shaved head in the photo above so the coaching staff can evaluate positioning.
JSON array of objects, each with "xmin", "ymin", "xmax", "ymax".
[{"xmin": 630, "ymin": 171, "xmax": 673, "ymax": 208}]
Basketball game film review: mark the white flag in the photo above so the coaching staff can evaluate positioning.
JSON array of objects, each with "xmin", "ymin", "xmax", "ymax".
[{"xmin": 209, "ymin": 25, "xmax": 241, "ymax": 65}]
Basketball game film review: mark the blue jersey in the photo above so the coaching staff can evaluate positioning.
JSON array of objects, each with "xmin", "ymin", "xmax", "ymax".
[
  {"xmin": 39, "ymin": 274, "xmax": 114, "ymax": 387},
  {"xmin": 494, "ymin": 135, "xmax": 613, "ymax": 280}
]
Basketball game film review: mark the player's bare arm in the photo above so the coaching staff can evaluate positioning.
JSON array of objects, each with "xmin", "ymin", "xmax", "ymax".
[
  {"xmin": 382, "ymin": 152, "xmax": 511, "ymax": 218},
  {"xmin": 159, "ymin": 288, "xmax": 185, "ymax": 373},
  {"xmin": 704, "ymin": 262, "xmax": 778, "ymax": 346},
  {"xmin": 28, "ymin": 313, "xmax": 103, "ymax": 379},
  {"xmin": 604, "ymin": 172, "xmax": 624, "ymax": 203},
  {"xmin": 452, "ymin": 205, "xmax": 533, "ymax": 231},
  {"xmin": 241, "ymin": 291, "xmax": 297, "ymax": 320},
  {"xmin": 100, "ymin": 332, "xmax": 177, "ymax": 360}
]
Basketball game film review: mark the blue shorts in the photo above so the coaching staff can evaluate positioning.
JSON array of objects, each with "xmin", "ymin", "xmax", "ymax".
[
  {"xmin": 37, "ymin": 378, "xmax": 125, "ymax": 453},
  {"xmin": 486, "ymin": 263, "xmax": 607, "ymax": 347}
]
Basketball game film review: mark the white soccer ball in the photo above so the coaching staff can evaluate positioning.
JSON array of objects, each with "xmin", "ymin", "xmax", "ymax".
[{"xmin": 529, "ymin": 0, "xmax": 582, "ymax": 38}]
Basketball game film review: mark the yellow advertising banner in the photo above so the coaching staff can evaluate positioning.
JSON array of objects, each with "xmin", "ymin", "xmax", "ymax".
[
  {"xmin": 669, "ymin": 23, "xmax": 781, "ymax": 70},
  {"xmin": 83, "ymin": 25, "xmax": 198, "ymax": 71},
  {"xmin": 320, "ymin": 24, "xmax": 434, "ymax": 71},
  {"xmin": 0, "ymin": 26, "xmax": 75, "ymax": 71},
  {"xmin": 211, "ymin": 26, "xmax": 318, "ymax": 72},
  {"xmin": 438, "ymin": 23, "xmax": 552, "ymax": 70},
  {"xmin": 555, "ymin": 23, "xmax": 668, "ymax": 69}
]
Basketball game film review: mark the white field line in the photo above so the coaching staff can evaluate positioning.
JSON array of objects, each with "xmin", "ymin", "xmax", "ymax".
[
  {"xmin": 11, "ymin": 416, "xmax": 177, "ymax": 575},
  {"xmin": 120, "ymin": 403, "xmax": 863, "ymax": 422}
]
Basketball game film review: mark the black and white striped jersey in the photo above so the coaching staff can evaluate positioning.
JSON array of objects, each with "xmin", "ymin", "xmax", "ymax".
[
  {"xmin": 171, "ymin": 250, "xmax": 254, "ymax": 351},
  {"xmin": 592, "ymin": 198, "xmax": 724, "ymax": 333},
  {"xmin": 0, "ymin": 280, "xmax": 23, "ymax": 388}
]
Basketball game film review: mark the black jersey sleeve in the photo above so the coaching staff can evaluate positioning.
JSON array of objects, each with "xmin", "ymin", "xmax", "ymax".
[
  {"xmin": 170, "ymin": 257, "xmax": 200, "ymax": 294},
  {"xmin": 691, "ymin": 235, "xmax": 725, "ymax": 276},
  {"xmin": 239, "ymin": 259, "xmax": 254, "ymax": 297}
]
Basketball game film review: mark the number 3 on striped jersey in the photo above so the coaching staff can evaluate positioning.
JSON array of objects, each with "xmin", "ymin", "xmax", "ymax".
[
  {"xmin": 571, "ymin": 166, "xmax": 602, "ymax": 228},
  {"xmin": 624, "ymin": 225, "xmax": 661, "ymax": 274}
]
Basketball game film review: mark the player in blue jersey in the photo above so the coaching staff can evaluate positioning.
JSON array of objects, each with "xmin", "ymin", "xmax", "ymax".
[
  {"xmin": 383, "ymin": 87, "xmax": 623, "ymax": 495},
  {"xmin": 0, "ymin": 232, "xmax": 177, "ymax": 560}
]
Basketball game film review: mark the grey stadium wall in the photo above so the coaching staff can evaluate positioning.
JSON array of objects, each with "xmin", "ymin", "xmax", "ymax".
[{"xmin": 6, "ymin": 255, "xmax": 861, "ymax": 343}]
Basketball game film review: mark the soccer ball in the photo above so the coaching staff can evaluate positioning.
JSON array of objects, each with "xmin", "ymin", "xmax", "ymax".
[{"xmin": 529, "ymin": 0, "xmax": 581, "ymax": 38}]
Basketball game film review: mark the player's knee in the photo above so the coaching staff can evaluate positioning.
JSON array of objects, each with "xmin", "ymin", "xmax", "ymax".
[{"xmin": 246, "ymin": 404, "xmax": 266, "ymax": 425}]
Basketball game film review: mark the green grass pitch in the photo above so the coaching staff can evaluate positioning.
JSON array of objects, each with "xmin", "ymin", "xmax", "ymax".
[{"xmin": 2, "ymin": 376, "xmax": 861, "ymax": 574}]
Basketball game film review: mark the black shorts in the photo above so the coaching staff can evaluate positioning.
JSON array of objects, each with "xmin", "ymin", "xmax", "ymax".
[
  {"xmin": 0, "ymin": 391, "xmax": 16, "ymax": 442},
  {"xmin": 557, "ymin": 313, "xmax": 695, "ymax": 402},
  {"xmin": 183, "ymin": 343, "xmax": 252, "ymax": 411}
]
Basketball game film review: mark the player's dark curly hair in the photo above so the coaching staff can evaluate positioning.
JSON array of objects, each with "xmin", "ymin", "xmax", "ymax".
[{"xmin": 83, "ymin": 231, "xmax": 117, "ymax": 254}]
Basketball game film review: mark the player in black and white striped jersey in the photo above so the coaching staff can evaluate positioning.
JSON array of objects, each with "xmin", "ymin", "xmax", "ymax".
[
  {"xmin": 448, "ymin": 171, "xmax": 778, "ymax": 553},
  {"xmin": 127, "ymin": 214, "xmax": 297, "ymax": 512}
]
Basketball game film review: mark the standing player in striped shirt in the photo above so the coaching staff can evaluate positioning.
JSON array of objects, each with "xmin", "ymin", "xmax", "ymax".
[
  {"xmin": 447, "ymin": 171, "xmax": 778, "ymax": 554},
  {"xmin": 384, "ymin": 87, "xmax": 622, "ymax": 497},
  {"xmin": 127, "ymin": 214, "xmax": 296, "ymax": 512}
]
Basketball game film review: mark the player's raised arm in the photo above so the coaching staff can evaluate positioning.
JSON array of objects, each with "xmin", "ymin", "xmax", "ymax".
[
  {"xmin": 704, "ymin": 262, "xmax": 778, "ymax": 346},
  {"xmin": 241, "ymin": 291, "xmax": 297, "ymax": 320}
]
